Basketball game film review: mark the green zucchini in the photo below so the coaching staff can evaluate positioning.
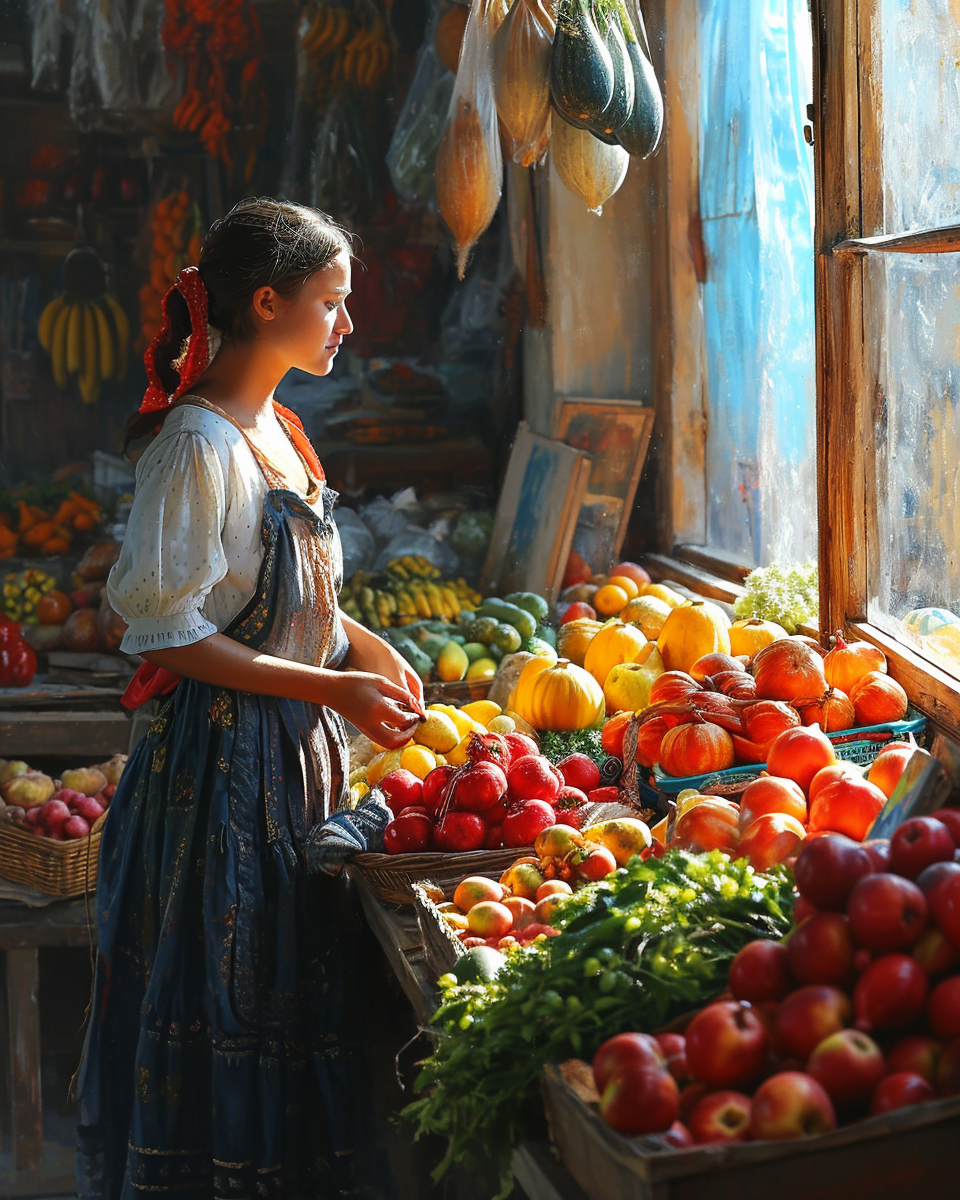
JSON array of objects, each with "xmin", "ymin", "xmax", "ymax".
[
  {"xmin": 387, "ymin": 632, "xmax": 433, "ymax": 681},
  {"xmin": 549, "ymin": 0, "xmax": 614, "ymax": 129},
  {"xmin": 614, "ymin": 2, "xmax": 663, "ymax": 158},
  {"xmin": 589, "ymin": 4, "xmax": 634, "ymax": 141},
  {"xmin": 534, "ymin": 624, "xmax": 557, "ymax": 649},
  {"xmin": 475, "ymin": 598, "xmax": 538, "ymax": 641},
  {"xmin": 504, "ymin": 591, "xmax": 550, "ymax": 624}
]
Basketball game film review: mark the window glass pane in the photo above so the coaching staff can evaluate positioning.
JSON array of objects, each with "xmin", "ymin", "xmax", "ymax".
[
  {"xmin": 864, "ymin": 251, "xmax": 960, "ymax": 681},
  {"xmin": 697, "ymin": 0, "xmax": 816, "ymax": 566},
  {"xmin": 878, "ymin": 0, "xmax": 960, "ymax": 234}
]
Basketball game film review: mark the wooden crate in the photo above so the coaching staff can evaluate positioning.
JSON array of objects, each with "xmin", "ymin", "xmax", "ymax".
[{"xmin": 541, "ymin": 1063, "xmax": 960, "ymax": 1200}]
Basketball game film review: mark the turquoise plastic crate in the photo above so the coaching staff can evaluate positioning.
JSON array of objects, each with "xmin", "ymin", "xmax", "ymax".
[{"xmin": 650, "ymin": 706, "xmax": 926, "ymax": 795}]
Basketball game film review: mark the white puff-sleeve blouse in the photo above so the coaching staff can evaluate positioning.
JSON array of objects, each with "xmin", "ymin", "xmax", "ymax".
[{"xmin": 107, "ymin": 404, "xmax": 269, "ymax": 656}]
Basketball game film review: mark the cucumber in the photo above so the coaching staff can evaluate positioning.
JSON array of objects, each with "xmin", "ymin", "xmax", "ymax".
[
  {"xmin": 476, "ymin": 598, "xmax": 537, "ymax": 641},
  {"xmin": 457, "ymin": 609, "xmax": 478, "ymax": 629},
  {"xmin": 504, "ymin": 591, "xmax": 550, "ymax": 624},
  {"xmin": 387, "ymin": 632, "xmax": 433, "ymax": 681},
  {"xmin": 469, "ymin": 616, "xmax": 502, "ymax": 645},
  {"xmin": 419, "ymin": 634, "xmax": 449, "ymax": 661},
  {"xmin": 535, "ymin": 624, "xmax": 557, "ymax": 649}
]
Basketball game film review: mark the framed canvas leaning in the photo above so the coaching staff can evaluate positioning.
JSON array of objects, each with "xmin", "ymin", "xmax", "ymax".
[
  {"xmin": 553, "ymin": 398, "xmax": 655, "ymax": 566},
  {"xmin": 481, "ymin": 423, "xmax": 591, "ymax": 603}
]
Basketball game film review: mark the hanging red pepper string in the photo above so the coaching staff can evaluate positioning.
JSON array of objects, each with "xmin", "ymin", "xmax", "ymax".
[{"xmin": 163, "ymin": 0, "xmax": 265, "ymax": 174}]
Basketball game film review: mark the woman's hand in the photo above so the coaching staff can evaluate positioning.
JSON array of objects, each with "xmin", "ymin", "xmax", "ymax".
[
  {"xmin": 321, "ymin": 671, "xmax": 422, "ymax": 748},
  {"xmin": 340, "ymin": 613, "xmax": 425, "ymax": 715}
]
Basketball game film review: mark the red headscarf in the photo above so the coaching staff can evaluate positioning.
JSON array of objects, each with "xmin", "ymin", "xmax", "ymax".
[{"xmin": 140, "ymin": 267, "xmax": 212, "ymax": 413}]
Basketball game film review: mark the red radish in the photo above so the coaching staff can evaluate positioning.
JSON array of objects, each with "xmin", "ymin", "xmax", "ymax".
[
  {"xmin": 506, "ymin": 755, "xmax": 562, "ymax": 804},
  {"xmin": 63, "ymin": 815, "xmax": 91, "ymax": 840},
  {"xmin": 502, "ymin": 799, "xmax": 555, "ymax": 848},
  {"xmin": 554, "ymin": 787, "xmax": 588, "ymax": 830},
  {"xmin": 383, "ymin": 813, "xmax": 434, "ymax": 854},
  {"xmin": 587, "ymin": 786, "xmax": 620, "ymax": 806},
  {"xmin": 378, "ymin": 770, "xmax": 424, "ymax": 816},
  {"xmin": 503, "ymin": 732, "xmax": 539, "ymax": 765},
  {"xmin": 449, "ymin": 762, "xmax": 508, "ymax": 813},
  {"xmin": 422, "ymin": 765, "xmax": 457, "ymax": 815},
  {"xmin": 556, "ymin": 753, "xmax": 601, "ymax": 793},
  {"xmin": 434, "ymin": 811, "xmax": 486, "ymax": 852},
  {"xmin": 483, "ymin": 824, "xmax": 504, "ymax": 850}
]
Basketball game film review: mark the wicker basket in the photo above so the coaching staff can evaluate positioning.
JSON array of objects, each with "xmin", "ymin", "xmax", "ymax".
[
  {"xmin": 411, "ymin": 880, "xmax": 468, "ymax": 976},
  {"xmin": 0, "ymin": 811, "xmax": 107, "ymax": 897},
  {"xmin": 352, "ymin": 846, "xmax": 526, "ymax": 906},
  {"xmin": 422, "ymin": 678, "xmax": 493, "ymax": 705}
]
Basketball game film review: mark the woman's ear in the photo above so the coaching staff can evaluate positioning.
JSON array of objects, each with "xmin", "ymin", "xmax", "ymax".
[{"xmin": 251, "ymin": 285, "xmax": 279, "ymax": 323}]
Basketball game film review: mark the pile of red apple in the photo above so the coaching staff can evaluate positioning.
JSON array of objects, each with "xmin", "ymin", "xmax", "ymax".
[
  {"xmin": 591, "ymin": 813, "xmax": 960, "ymax": 1145},
  {"xmin": 380, "ymin": 731, "xmax": 618, "ymax": 854}
]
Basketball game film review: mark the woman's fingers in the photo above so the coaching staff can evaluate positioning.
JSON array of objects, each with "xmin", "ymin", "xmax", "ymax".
[{"xmin": 404, "ymin": 668, "xmax": 426, "ymax": 714}]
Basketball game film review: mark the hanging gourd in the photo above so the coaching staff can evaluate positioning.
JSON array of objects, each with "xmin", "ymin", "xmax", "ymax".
[
  {"xmin": 436, "ymin": 0, "xmax": 504, "ymax": 278},
  {"xmin": 492, "ymin": 0, "xmax": 556, "ymax": 167},
  {"xmin": 551, "ymin": 114, "xmax": 629, "ymax": 213},
  {"xmin": 549, "ymin": 0, "xmax": 614, "ymax": 129},
  {"xmin": 612, "ymin": 0, "xmax": 663, "ymax": 157}
]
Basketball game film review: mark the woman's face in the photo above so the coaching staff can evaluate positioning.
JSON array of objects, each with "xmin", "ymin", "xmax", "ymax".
[{"xmin": 263, "ymin": 249, "xmax": 354, "ymax": 376}]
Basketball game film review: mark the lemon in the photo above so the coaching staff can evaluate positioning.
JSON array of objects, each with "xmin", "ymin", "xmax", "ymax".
[
  {"xmin": 487, "ymin": 714, "xmax": 516, "ymax": 736},
  {"xmin": 413, "ymin": 710, "xmax": 461, "ymax": 754},
  {"xmin": 466, "ymin": 657, "xmax": 497, "ymax": 682},
  {"xmin": 440, "ymin": 706, "xmax": 486, "ymax": 738},
  {"xmin": 461, "ymin": 699, "xmax": 502, "ymax": 726},
  {"xmin": 401, "ymin": 744, "xmax": 438, "ymax": 779},
  {"xmin": 367, "ymin": 748, "xmax": 404, "ymax": 785},
  {"xmin": 445, "ymin": 735, "xmax": 472, "ymax": 766}
]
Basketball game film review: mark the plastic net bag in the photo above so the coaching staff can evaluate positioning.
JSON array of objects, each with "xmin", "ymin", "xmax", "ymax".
[
  {"xmin": 69, "ymin": 0, "xmax": 137, "ymax": 125},
  {"xmin": 492, "ymin": 0, "xmax": 556, "ymax": 167},
  {"xmin": 359, "ymin": 492, "xmax": 418, "ymax": 545},
  {"xmin": 334, "ymin": 507, "xmax": 377, "ymax": 579},
  {"xmin": 386, "ymin": 18, "xmax": 455, "ymax": 206},
  {"xmin": 435, "ymin": 0, "xmax": 505, "ymax": 278},
  {"xmin": 373, "ymin": 528, "xmax": 460, "ymax": 576},
  {"xmin": 29, "ymin": 0, "xmax": 61, "ymax": 92}
]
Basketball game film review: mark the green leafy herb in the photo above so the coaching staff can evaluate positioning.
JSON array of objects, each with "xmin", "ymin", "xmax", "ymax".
[
  {"xmin": 538, "ymin": 728, "xmax": 606, "ymax": 766},
  {"xmin": 403, "ymin": 850, "xmax": 793, "ymax": 1195},
  {"xmin": 734, "ymin": 561, "xmax": 819, "ymax": 634}
]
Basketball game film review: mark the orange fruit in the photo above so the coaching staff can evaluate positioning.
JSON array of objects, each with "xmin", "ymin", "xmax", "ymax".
[
  {"xmin": 593, "ymin": 584, "xmax": 630, "ymax": 617},
  {"xmin": 607, "ymin": 574, "xmax": 640, "ymax": 601}
]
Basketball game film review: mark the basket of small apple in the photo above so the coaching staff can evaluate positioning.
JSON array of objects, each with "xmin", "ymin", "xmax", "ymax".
[
  {"xmin": 541, "ymin": 813, "xmax": 960, "ymax": 1200},
  {"xmin": 0, "ymin": 754, "xmax": 125, "ymax": 896}
]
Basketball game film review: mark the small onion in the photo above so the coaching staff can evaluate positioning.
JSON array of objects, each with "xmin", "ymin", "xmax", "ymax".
[
  {"xmin": 753, "ymin": 639, "xmax": 827, "ymax": 703},
  {"xmin": 794, "ymin": 687, "xmax": 857, "ymax": 733},
  {"xmin": 849, "ymin": 671, "xmax": 908, "ymax": 726},
  {"xmin": 823, "ymin": 631, "xmax": 887, "ymax": 694}
]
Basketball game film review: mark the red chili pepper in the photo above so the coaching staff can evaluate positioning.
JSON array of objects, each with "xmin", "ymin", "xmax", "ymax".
[
  {"xmin": 587, "ymin": 786, "xmax": 621, "ymax": 806},
  {"xmin": 8, "ymin": 638, "xmax": 37, "ymax": 687}
]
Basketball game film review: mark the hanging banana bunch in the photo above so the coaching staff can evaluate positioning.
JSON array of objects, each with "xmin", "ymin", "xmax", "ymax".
[
  {"xmin": 37, "ymin": 248, "xmax": 130, "ymax": 406},
  {"xmin": 300, "ymin": 1, "xmax": 392, "ymax": 111}
]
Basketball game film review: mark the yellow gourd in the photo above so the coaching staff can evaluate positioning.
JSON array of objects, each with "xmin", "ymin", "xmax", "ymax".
[
  {"xmin": 620, "ymin": 594, "xmax": 672, "ymax": 639},
  {"xmin": 510, "ymin": 654, "xmax": 554, "ymax": 724},
  {"xmin": 555, "ymin": 617, "xmax": 602, "ymax": 665},
  {"xmin": 583, "ymin": 619, "xmax": 649, "ymax": 686},
  {"xmin": 728, "ymin": 617, "xmax": 788, "ymax": 658},
  {"xmin": 642, "ymin": 583, "xmax": 686, "ymax": 609},
  {"xmin": 526, "ymin": 658, "xmax": 605, "ymax": 731},
  {"xmin": 656, "ymin": 599, "xmax": 732, "ymax": 674},
  {"xmin": 602, "ymin": 644, "xmax": 664, "ymax": 713}
]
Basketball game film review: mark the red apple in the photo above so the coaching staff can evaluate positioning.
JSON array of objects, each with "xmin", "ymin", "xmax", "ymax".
[
  {"xmin": 40, "ymin": 799, "xmax": 72, "ymax": 830},
  {"xmin": 889, "ymin": 816, "xmax": 957, "ymax": 879},
  {"xmin": 593, "ymin": 1033, "xmax": 665, "ymax": 1093},
  {"xmin": 912, "ymin": 925, "xmax": 960, "ymax": 977},
  {"xmin": 922, "ymin": 864, "xmax": 960, "ymax": 948},
  {"xmin": 673, "ymin": 798, "xmax": 740, "ymax": 855},
  {"xmin": 421, "ymin": 765, "xmax": 457, "ymax": 815},
  {"xmin": 560, "ymin": 601, "xmax": 597, "ymax": 624},
  {"xmin": 501, "ymin": 799, "xmax": 556, "ymax": 848},
  {"xmin": 785, "ymin": 912, "xmax": 855, "ymax": 987},
  {"xmin": 935, "ymin": 1037, "xmax": 960, "ymax": 1095},
  {"xmin": 926, "ymin": 975, "xmax": 960, "ymax": 1041},
  {"xmin": 886, "ymin": 1034, "xmax": 942, "ymax": 1085},
  {"xmin": 684, "ymin": 1000, "xmax": 768, "ymax": 1089},
  {"xmin": 793, "ymin": 833, "xmax": 875, "ymax": 911},
  {"xmin": 932, "ymin": 807, "xmax": 960, "ymax": 847},
  {"xmin": 749, "ymin": 1072, "xmax": 837, "ymax": 1140},
  {"xmin": 806, "ymin": 1029, "xmax": 885, "ymax": 1108},
  {"xmin": 728, "ymin": 939, "xmax": 795, "ymax": 1004},
  {"xmin": 862, "ymin": 838, "xmax": 891, "ymax": 872},
  {"xmin": 793, "ymin": 894, "xmax": 820, "ymax": 926},
  {"xmin": 870, "ymin": 1071, "xmax": 936, "ymax": 1115},
  {"xmin": 383, "ymin": 812, "xmax": 434, "ymax": 854},
  {"xmin": 678, "ymin": 1081, "xmax": 710, "ymax": 1123},
  {"xmin": 599, "ymin": 1065, "xmax": 680, "ymax": 1135},
  {"xmin": 853, "ymin": 953, "xmax": 929, "ymax": 1032},
  {"xmin": 62, "ymin": 815, "xmax": 91, "ymax": 840},
  {"xmin": 433, "ymin": 811, "xmax": 486, "ymax": 852},
  {"xmin": 506, "ymin": 755, "xmax": 562, "ymax": 804},
  {"xmin": 774, "ymin": 985, "xmax": 853, "ymax": 1060},
  {"xmin": 687, "ymin": 1090, "xmax": 753, "ymax": 1144},
  {"xmin": 739, "ymin": 812, "xmax": 807, "ymax": 872},
  {"xmin": 450, "ymin": 762, "xmax": 508, "ymax": 812},
  {"xmin": 654, "ymin": 1033, "xmax": 688, "ymax": 1084},
  {"xmin": 846, "ymin": 873, "xmax": 928, "ymax": 952}
]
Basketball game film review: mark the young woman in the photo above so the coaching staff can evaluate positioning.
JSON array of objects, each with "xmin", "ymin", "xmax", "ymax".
[{"xmin": 75, "ymin": 198, "xmax": 423, "ymax": 1199}]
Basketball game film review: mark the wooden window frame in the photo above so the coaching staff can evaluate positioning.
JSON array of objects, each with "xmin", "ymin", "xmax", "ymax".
[{"xmin": 813, "ymin": 0, "xmax": 960, "ymax": 740}]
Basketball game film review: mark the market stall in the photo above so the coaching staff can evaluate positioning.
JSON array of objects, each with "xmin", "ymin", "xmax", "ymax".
[{"xmin": 3, "ymin": 0, "xmax": 960, "ymax": 1197}]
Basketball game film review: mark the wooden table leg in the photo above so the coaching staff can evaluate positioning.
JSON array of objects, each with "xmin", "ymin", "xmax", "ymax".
[{"xmin": 6, "ymin": 948, "xmax": 42, "ymax": 1171}]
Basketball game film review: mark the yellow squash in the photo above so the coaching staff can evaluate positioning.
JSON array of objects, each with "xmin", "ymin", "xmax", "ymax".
[
  {"xmin": 526, "ymin": 658, "xmax": 604, "ymax": 731},
  {"xmin": 656, "ymin": 599, "xmax": 732, "ymax": 674},
  {"xmin": 583, "ymin": 619, "xmax": 649, "ymax": 686}
]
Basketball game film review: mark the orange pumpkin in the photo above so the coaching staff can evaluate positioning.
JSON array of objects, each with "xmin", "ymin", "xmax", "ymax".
[{"xmin": 658, "ymin": 721, "xmax": 736, "ymax": 778}]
